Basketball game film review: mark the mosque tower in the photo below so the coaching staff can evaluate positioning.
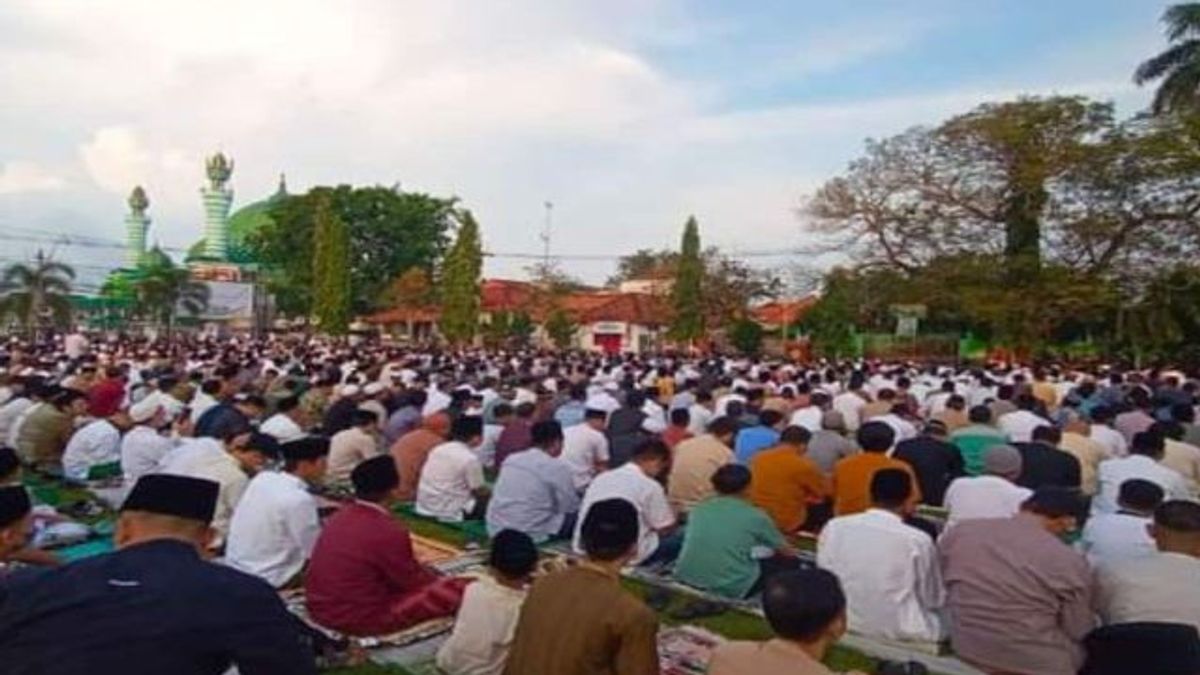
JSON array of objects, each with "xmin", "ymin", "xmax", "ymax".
[
  {"xmin": 201, "ymin": 152, "xmax": 234, "ymax": 261},
  {"xmin": 124, "ymin": 185, "xmax": 151, "ymax": 267}
]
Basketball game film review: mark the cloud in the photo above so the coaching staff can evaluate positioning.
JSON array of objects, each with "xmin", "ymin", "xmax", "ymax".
[{"xmin": 0, "ymin": 161, "xmax": 65, "ymax": 194}]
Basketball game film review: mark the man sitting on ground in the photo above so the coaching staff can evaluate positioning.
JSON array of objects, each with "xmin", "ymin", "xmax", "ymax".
[
  {"xmin": 226, "ymin": 436, "xmax": 328, "ymax": 588},
  {"xmin": 505, "ymin": 499, "xmax": 659, "ymax": 675},
  {"xmin": 416, "ymin": 416, "xmax": 490, "ymax": 522},
  {"xmin": 486, "ymin": 420, "xmax": 580, "ymax": 542},
  {"xmin": 62, "ymin": 406, "xmax": 133, "ymax": 480},
  {"xmin": 326, "ymin": 409, "xmax": 382, "ymax": 485},
  {"xmin": 667, "ymin": 416, "xmax": 737, "ymax": 514},
  {"xmin": 576, "ymin": 439, "xmax": 678, "ymax": 566},
  {"xmin": 1093, "ymin": 430, "xmax": 1193, "ymax": 515},
  {"xmin": 707, "ymin": 569, "xmax": 868, "ymax": 675},
  {"xmin": 437, "ymin": 530, "xmax": 538, "ymax": 675},
  {"xmin": 1014, "ymin": 425, "xmax": 1082, "ymax": 491},
  {"xmin": 159, "ymin": 422, "xmax": 279, "ymax": 550},
  {"xmin": 0, "ymin": 484, "xmax": 32, "ymax": 567},
  {"xmin": 939, "ymin": 487, "xmax": 1093, "ymax": 675},
  {"xmin": 675, "ymin": 464, "xmax": 798, "ymax": 599},
  {"xmin": 818, "ymin": 469, "xmax": 945, "ymax": 642},
  {"xmin": 749, "ymin": 426, "xmax": 828, "ymax": 533},
  {"xmin": 559, "ymin": 407, "xmax": 610, "ymax": 491},
  {"xmin": 949, "ymin": 405, "xmax": 1008, "ymax": 476},
  {"xmin": 391, "ymin": 412, "xmax": 451, "ymax": 502},
  {"xmin": 734, "ymin": 409, "xmax": 784, "ymax": 464},
  {"xmin": 1081, "ymin": 478, "xmax": 1163, "ymax": 564},
  {"xmin": 832, "ymin": 421, "xmax": 921, "ymax": 516},
  {"xmin": 893, "ymin": 419, "xmax": 965, "ymax": 507},
  {"xmin": 0, "ymin": 474, "xmax": 315, "ymax": 673},
  {"xmin": 306, "ymin": 455, "xmax": 471, "ymax": 637},
  {"xmin": 1094, "ymin": 500, "xmax": 1200, "ymax": 632},
  {"xmin": 943, "ymin": 444, "xmax": 1033, "ymax": 526}
]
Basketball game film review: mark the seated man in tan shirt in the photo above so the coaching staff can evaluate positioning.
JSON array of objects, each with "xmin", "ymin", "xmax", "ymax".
[{"xmin": 708, "ymin": 568, "xmax": 866, "ymax": 675}]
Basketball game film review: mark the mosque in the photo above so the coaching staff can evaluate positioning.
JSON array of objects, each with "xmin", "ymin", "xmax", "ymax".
[{"xmin": 104, "ymin": 153, "xmax": 283, "ymax": 330}]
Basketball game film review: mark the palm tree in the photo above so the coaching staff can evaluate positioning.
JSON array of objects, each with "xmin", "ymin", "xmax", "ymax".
[
  {"xmin": 1135, "ymin": 3, "xmax": 1200, "ymax": 114},
  {"xmin": 132, "ymin": 248, "xmax": 210, "ymax": 338},
  {"xmin": 0, "ymin": 250, "xmax": 75, "ymax": 338}
]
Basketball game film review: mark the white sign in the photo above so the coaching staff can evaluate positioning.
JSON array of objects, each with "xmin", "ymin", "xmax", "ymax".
[
  {"xmin": 592, "ymin": 322, "xmax": 624, "ymax": 334},
  {"xmin": 198, "ymin": 281, "xmax": 255, "ymax": 321}
]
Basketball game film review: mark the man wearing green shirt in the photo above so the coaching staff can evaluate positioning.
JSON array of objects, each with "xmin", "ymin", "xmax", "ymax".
[
  {"xmin": 950, "ymin": 405, "xmax": 1009, "ymax": 476},
  {"xmin": 675, "ymin": 464, "xmax": 798, "ymax": 599}
]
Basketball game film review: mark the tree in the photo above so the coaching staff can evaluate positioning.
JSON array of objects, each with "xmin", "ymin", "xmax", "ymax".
[
  {"xmin": 0, "ymin": 250, "xmax": 75, "ymax": 337},
  {"xmin": 250, "ymin": 185, "xmax": 456, "ymax": 317},
  {"xmin": 807, "ymin": 96, "xmax": 1111, "ymax": 278},
  {"xmin": 545, "ymin": 307, "xmax": 578, "ymax": 350},
  {"xmin": 132, "ymin": 248, "xmax": 210, "ymax": 338},
  {"xmin": 383, "ymin": 267, "xmax": 434, "ymax": 309},
  {"xmin": 312, "ymin": 197, "xmax": 352, "ymax": 335},
  {"xmin": 727, "ymin": 318, "xmax": 764, "ymax": 355},
  {"xmin": 439, "ymin": 210, "xmax": 483, "ymax": 344},
  {"xmin": 669, "ymin": 217, "xmax": 704, "ymax": 342},
  {"xmin": 1136, "ymin": 3, "xmax": 1200, "ymax": 115},
  {"xmin": 606, "ymin": 249, "xmax": 676, "ymax": 286}
]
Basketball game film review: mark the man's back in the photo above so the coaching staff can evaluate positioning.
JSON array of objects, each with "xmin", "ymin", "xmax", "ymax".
[
  {"xmin": 503, "ymin": 565, "xmax": 658, "ymax": 675},
  {"xmin": 805, "ymin": 430, "xmax": 856, "ymax": 476},
  {"xmin": 225, "ymin": 471, "xmax": 318, "ymax": 587},
  {"xmin": 938, "ymin": 515, "xmax": 1092, "ymax": 674},
  {"xmin": 390, "ymin": 428, "xmax": 444, "ymax": 501},
  {"xmin": 1014, "ymin": 442, "xmax": 1081, "ymax": 491},
  {"xmin": 667, "ymin": 434, "xmax": 734, "ymax": 513},
  {"xmin": 0, "ymin": 540, "xmax": 314, "ymax": 675},
  {"xmin": 950, "ymin": 424, "xmax": 1007, "ymax": 476},
  {"xmin": 893, "ymin": 436, "xmax": 964, "ymax": 506},
  {"xmin": 749, "ymin": 446, "xmax": 826, "ymax": 532},
  {"xmin": 832, "ymin": 453, "xmax": 920, "ymax": 516},
  {"xmin": 1095, "ymin": 552, "xmax": 1200, "ymax": 633}
]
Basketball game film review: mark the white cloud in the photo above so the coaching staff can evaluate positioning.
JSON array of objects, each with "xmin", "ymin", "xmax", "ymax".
[{"xmin": 0, "ymin": 161, "xmax": 65, "ymax": 195}]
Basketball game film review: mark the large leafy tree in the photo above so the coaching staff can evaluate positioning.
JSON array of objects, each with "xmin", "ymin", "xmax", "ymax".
[
  {"xmin": 250, "ymin": 185, "xmax": 456, "ymax": 317},
  {"xmin": 439, "ymin": 210, "xmax": 483, "ymax": 345},
  {"xmin": 670, "ymin": 216, "xmax": 704, "ymax": 342},
  {"xmin": 1136, "ymin": 4, "xmax": 1200, "ymax": 115},
  {"xmin": 0, "ymin": 250, "xmax": 75, "ymax": 336},
  {"xmin": 132, "ymin": 248, "xmax": 210, "ymax": 338},
  {"xmin": 311, "ymin": 196, "xmax": 352, "ymax": 335}
]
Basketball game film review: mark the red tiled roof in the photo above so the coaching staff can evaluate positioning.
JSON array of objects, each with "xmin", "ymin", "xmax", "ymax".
[
  {"xmin": 364, "ymin": 306, "xmax": 440, "ymax": 324},
  {"xmin": 751, "ymin": 296, "xmax": 818, "ymax": 326}
]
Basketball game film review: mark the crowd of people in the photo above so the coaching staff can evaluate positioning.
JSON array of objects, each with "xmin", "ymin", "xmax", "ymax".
[{"xmin": 0, "ymin": 332, "xmax": 1198, "ymax": 674}]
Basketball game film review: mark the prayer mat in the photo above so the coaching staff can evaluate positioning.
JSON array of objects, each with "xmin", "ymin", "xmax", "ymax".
[
  {"xmin": 659, "ymin": 625, "xmax": 725, "ymax": 675},
  {"xmin": 281, "ymin": 588, "xmax": 456, "ymax": 649},
  {"xmin": 622, "ymin": 565, "xmax": 762, "ymax": 614},
  {"xmin": 56, "ymin": 538, "xmax": 114, "ymax": 562},
  {"xmin": 393, "ymin": 503, "xmax": 490, "ymax": 542},
  {"xmin": 411, "ymin": 535, "xmax": 464, "ymax": 566}
]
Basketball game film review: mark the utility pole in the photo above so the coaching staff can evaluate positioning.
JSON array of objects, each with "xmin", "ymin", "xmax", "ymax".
[{"xmin": 539, "ymin": 201, "xmax": 553, "ymax": 279}]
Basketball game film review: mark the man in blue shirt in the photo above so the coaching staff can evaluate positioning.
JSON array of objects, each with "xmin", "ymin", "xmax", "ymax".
[
  {"xmin": 486, "ymin": 420, "xmax": 581, "ymax": 542},
  {"xmin": 0, "ymin": 474, "xmax": 315, "ymax": 675},
  {"xmin": 735, "ymin": 409, "xmax": 785, "ymax": 464}
]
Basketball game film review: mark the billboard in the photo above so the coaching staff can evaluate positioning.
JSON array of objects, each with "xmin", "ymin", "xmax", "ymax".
[{"xmin": 198, "ymin": 281, "xmax": 255, "ymax": 321}]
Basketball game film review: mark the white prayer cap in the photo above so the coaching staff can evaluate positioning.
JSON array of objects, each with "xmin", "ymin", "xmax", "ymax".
[
  {"xmin": 129, "ymin": 398, "xmax": 163, "ymax": 424},
  {"xmin": 603, "ymin": 381, "xmax": 620, "ymax": 392},
  {"xmin": 363, "ymin": 382, "xmax": 386, "ymax": 396},
  {"xmin": 339, "ymin": 384, "xmax": 362, "ymax": 398},
  {"xmin": 542, "ymin": 378, "xmax": 558, "ymax": 393}
]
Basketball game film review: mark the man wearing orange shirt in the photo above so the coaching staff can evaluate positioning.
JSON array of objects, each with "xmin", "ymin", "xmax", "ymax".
[
  {"xmin": 750, "ymin": 426, "xmax": 828, "ymax": 533},
  {"xmin": 832, "ymin": 422, "xmax": 921, "ymax": 516}
]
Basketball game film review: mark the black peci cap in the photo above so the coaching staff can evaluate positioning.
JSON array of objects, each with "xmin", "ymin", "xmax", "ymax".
[{"xmin": 121, "ymin": 474, "xmax": 219, "ymax": 523}]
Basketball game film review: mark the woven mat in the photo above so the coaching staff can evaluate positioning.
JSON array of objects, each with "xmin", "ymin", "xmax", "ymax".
[
  {"xmin": 659, "ymin": 625, "xmax": 725, "ymax": 675},
  {"xmin": 412, "ymin": 535, "xmax": 465, "ymax": 566}
]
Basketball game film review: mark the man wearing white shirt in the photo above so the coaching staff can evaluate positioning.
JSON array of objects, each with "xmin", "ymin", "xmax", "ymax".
[
  {"xmin": 560, "ymin": 409, "xmax": 611, "ymax": 490},
  {"xmin": 789, "ymin": 392, "xmax": 826, "ymax": 433},
  {"xmin": 1093, "ymin": 431, "xmax": 1194, "ymax": 515},
  {"xmin": 226, "ymin": 436, "xmax": 328, "ymax": 588},
  {"xmin": 944, "ymin": 445, "xmax": 1033, "ymax": 525},
  {"xmin": 0, "ymin": 380, "xmax": 34, "ymax": 444},
  {"xmin": 159, "ymin": 425, "xmax": 278, "ymax": 550},
  {"xmin": 872, "ymin": 410, "xmax": 918, "ymax": 447},
  {"xmin": 62, "ymin": 412, "xmax": 130, "ymax": 481},
  {"xmin": 189, "ymin": 380, "xmax": 221, "ymax": 425},
  {"xmin": 120, "ymin": 398, "xmax": 175, "ymax": 483},
  {"xmin": 818, "ymin": 469, "xmax": 945, "ymax": 642},
  {"xmin": 997, "ymin": 395, "xmax": 1051, "ymax": 443},
  {"xmin": 832, "ymin": 378, "xmax": 869, "ymax": 432},
  {"xmin": 1081, "ymin": 479, "xmax": 1162, "ymax": 565},
  {"xmin": 1094, "ymin": 500, "xmax": 1200, "ymax": 633},
  {"xmin": 259, "ymin": 395, "xmax": 307, "ymax": 442},
  {"xmin": 686, "ymin": 391, "xmax": 715, "ymax": 436},
  {"xmin": 416, "ymin": 416, "xmax": 489, "ymax": 522},
  {"xmin": 1089, "ymin": 406, "xmax": 1127, "ymax": 458},
  {"xmin": 573, "ymin": 439, "xmax": 677, "ymax": 566}
]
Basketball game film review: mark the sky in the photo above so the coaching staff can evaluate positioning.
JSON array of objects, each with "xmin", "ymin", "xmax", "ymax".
[{"xmin": 0, "ymin": 1, "xmax": 1167, "ymax": 292}]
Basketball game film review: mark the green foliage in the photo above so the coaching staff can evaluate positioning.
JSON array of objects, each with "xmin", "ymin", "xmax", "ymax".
[
  {"xmin": 248, "ymin": 185, "xmax": 455, "ymax": 317},
  {"xmin": 727, "ymin": 317, "xmax": 764, "ymax": 355},
  {"xmin": 545, "ymin": 307, "xmax": 578, "ymax": 350},
  {"xmin": 799, "ymin": 270, "xmax": 860, "ymax": 359},
  {"xmin": 439, "ymin": 210, "xmax": 483, "ymax": 344},
  {"xmin": 312, "ymin": 197, "xmax": 352, "ymax": 335},
  {"xmin": 131, "ymin": 248, "xmax": 210, "ymax": 336},
  {"xmin": 0, "ymin": 250, "xmax": 75, "ymax": 334},
  {"xmin": 669, "ymin": 216, "xmax": 704, "ymax": 342},
  {"xmin": 481, "ymin": 310, "xmax": 534, "ymax": 348},
  {"xmin": 1136, "ymin": 3, "xmax": 1200, "ymax": 115}
]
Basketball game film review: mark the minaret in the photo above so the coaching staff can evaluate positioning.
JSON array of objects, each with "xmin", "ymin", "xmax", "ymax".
[
  {"xmin": 125, "ymin": 186, "xmax": 150, "ymax": 267},
  {"xmin": 201, "ymin": 152, "xmax": 234, "ymax": 260}
]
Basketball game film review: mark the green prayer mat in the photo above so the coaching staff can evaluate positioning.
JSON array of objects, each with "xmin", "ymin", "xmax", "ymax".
[
  {"xmin": 56, "ymin": 538, "xmax": 115, "ymax": 562},
  {"xmin": 391, "ymin": 504, "xmax": 489, "ymax": 545}
]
